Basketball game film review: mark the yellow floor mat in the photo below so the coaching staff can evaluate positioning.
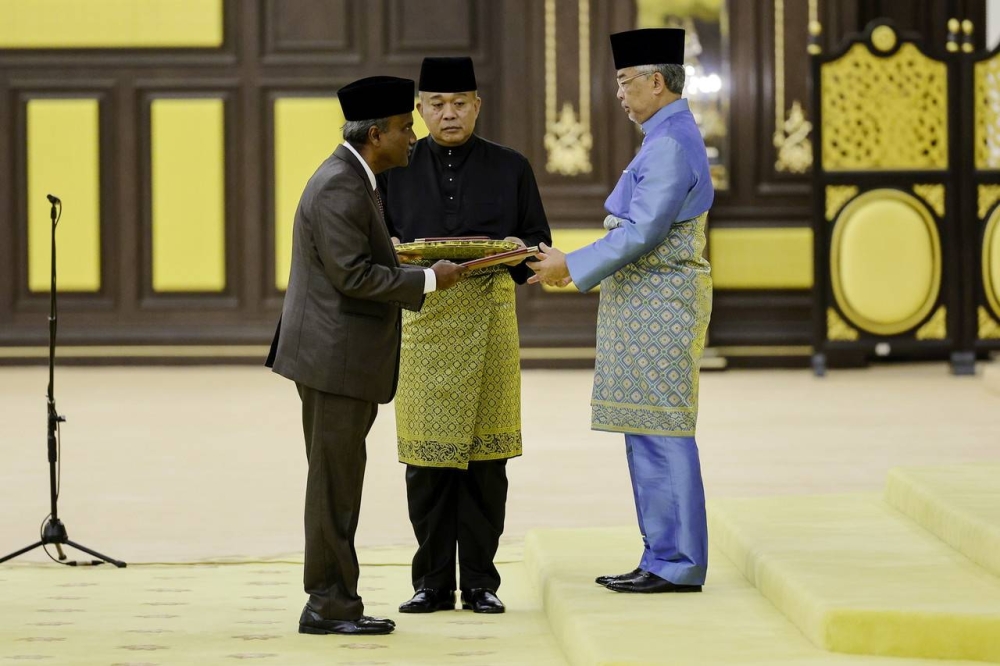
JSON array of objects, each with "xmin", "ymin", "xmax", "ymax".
[{"xmin": 0, "ymin": 558, "xmax": 564, "ymax": 665}]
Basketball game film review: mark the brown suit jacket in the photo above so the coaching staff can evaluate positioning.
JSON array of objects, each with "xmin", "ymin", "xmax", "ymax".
[{"xmin": 266, "ymin": 145, "xmax": 425, "ymax": 404}]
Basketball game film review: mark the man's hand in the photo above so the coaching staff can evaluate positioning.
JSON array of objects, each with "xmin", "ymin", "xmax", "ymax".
[
  {"xmin": 527, "ymin": 243, "xmax": 572, "ymax": 287},
  {"xmin": 431, "ymin": 260, "xmax": 467, "ymax": 290},
  {"xmin": 501, "ymin": 236, "xmax": 527, "ymax": 266},
  {"xmin": 391, "ymin": 236, "xmax": 401, "ymax": 247}
]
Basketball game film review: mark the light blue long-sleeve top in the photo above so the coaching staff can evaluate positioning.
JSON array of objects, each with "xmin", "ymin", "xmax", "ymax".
[{"xmin": 566, "ymin": 98, "xmax": 714, "ymax": 292}]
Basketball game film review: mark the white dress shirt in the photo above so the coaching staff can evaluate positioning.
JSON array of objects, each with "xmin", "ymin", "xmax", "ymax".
[{"xmin": 342, "ymin": 142, "xmax": 436, "ymax": 293}]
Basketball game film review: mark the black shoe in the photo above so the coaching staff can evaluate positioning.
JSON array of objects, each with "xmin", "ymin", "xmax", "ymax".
[
  {"xmin": 460, "ymin": 588, "xmax": 505, "ymax": 614},
  {"xmin": 605, "ymin": 571, "xmax": 702, "ymax": 594},
  {"xmin": 298, "ymin": 606, "xmax": 396, "ymax": 635},
  {"xmin": 595, "ymin": 567, "xmax": 642, "ymax": 586},
  {"xmin": 399, "ymin": 588, "xmax": 456, "ymax": 613}
]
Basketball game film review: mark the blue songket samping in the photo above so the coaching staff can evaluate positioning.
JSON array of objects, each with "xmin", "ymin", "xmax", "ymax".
[{"xmin": 566, "ymin": 98, "xmax": 714, "ymax": 585}]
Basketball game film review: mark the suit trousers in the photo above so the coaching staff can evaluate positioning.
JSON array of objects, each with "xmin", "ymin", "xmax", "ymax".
[
  {"xmin": 625, "ymin": 434, "xmax": 708, "ymax": 586},
  {"xmin": 405, "ymin": 460, "xmax": 508, "ymax": 593},
  {"xmin": 297, "ymin": 382, "xmax": 377, "ymax": 620}
]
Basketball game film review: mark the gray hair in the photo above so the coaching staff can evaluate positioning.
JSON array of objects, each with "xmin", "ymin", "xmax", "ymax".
[
  {"xmin": 635, "ymin": 63, "xmax": 685, "ymax": 95},
  {"xmin": 342, "ymin": 117, "xmax": 392, "ymax": 147}
]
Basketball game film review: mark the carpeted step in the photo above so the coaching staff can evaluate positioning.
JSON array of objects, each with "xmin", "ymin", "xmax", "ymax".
[
  {"xmin": 710, "ymin": 494, "xmax": 1000, "ymax": 664},
  {"xmin": 885, "ymin": 464, "xmax": 1000, "ymax": 578},
  {"xmin": 524, "ymin": 526, "xmax": 977, "ymax": 666}
]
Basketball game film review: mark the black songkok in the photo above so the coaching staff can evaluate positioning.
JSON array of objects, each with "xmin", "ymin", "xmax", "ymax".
[
  {"xmin": 337, "ymin": 76, "xmax": 415, "ymax": 121},
  {"xmin": 418, "ymin": 57, "xmax": 478, "ymax": 93},
  {"xmin": 610, "ymin": 28, "xmax": 685, "ymax": 70}
]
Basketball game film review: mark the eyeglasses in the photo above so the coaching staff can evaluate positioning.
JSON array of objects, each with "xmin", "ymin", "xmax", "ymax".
[{"xmin": 616, "ymin": 72, "xmax": 652, "ymax": 91}]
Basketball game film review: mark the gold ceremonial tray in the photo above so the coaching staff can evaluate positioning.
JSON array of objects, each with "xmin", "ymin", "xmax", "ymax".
[{"xmin": 395, "ymin": 239, "xmax": 519, "ymax": 262}]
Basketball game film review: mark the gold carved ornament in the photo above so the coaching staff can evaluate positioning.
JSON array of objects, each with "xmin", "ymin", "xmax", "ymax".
[
  {"xmin": 773, "ymin": 0, "xmax": 813, "ymax": 173},
  {"xmin": 978, "ymin": 185, "xmax": 1000, "ymax": 220},
  {"xmin": 979, "ymin": 307, "xmax": 1000, "ymax": 339},
  {"xmin": 974, "ymin": 50, "xmax": 1000, "ymax": 170},
  {"xmin": 825, "ymin": 185, "xmax": 858, "ymax": 221},
  {"xmin": 912, "ymin": 184, "xmax": 945, "ymax": 218},
  {"xmin": 827, "ymin": 308, "xmax": 859, "ymax": 341},
  {"xmin": 543, "ymin": 0, "xmax": 593, "ymax": 176},
  {"xmin": 915, "ymin": 306, "xmax": 947, "ymax": 340},
  {"xmin": 820, "ymin": 33, "xmax": 949, "ymax": 171}
]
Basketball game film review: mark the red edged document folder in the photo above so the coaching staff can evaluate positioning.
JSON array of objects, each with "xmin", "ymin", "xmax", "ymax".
[{"xmin": 460, "ymin": 246, "xmax": 539, "ymax": 270}]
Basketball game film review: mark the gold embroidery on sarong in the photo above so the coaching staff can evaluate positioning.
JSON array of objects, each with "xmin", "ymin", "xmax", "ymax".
[{"xmin": 395, "ymin": 265, "xmax": 522, "ymax": 469}]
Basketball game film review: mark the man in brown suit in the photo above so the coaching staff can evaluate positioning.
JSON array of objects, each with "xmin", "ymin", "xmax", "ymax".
[{"xmin": 266, "ymin": 76, "xmax": 466, "ymax": 636}]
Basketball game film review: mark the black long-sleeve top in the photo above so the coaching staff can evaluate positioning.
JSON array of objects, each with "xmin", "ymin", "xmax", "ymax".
[{"xmin": 378, "ymin": 134, "xmax": 552, "ymax": 284}]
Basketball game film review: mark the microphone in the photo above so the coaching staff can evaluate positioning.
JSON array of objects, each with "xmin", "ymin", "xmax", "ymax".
[{"xmin": 47, "ymin": 194, "xmax": 61, "ymax": 205}]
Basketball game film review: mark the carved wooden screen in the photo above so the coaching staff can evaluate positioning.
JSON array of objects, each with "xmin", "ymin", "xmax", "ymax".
[{"xmin": 810, "ymin": 21, "xmax": 966, "ymax": 374}]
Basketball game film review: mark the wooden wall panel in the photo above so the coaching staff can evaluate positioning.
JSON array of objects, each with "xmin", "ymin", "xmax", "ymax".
[{"xmin": 0, "ymin": 0, "xmax": 989, "ymax": 365}]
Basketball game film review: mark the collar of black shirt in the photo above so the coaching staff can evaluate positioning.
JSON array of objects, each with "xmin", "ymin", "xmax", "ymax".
[{"xmin": 427, "ymin": 134, "xmax": 479, "ymax": 164}]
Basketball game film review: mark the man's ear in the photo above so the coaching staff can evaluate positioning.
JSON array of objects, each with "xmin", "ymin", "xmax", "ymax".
[{"xmin": 367, "ymin": 124, "xmax": 381, "ymax": 146}]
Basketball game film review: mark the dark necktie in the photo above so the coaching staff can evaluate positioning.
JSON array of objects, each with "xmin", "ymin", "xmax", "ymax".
[{"xmin": 373, "ymin": 188, "xmax": 385, "ymax": 219}]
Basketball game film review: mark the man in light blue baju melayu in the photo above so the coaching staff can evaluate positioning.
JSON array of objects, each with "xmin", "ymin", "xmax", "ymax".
[{"xmin": 529, "ymin": 27, "xmax": 713, "ymax": 593}]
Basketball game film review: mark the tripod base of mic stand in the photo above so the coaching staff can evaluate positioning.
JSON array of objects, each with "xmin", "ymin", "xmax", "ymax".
[{"xmin": 0, "ymin": 518, "xmax": 126, "ymax": 568}]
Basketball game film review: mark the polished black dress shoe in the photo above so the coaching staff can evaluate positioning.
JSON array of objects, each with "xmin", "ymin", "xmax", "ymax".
[
  {"xmin": 606, "ymin": 571, "xmax": 702, "ymax": 594},
  {"xmin": 595, "ymin": 567, "xmax": 643, "ymax": 586},
  {"xmin": 298, "ymin": 607, "xmax": 396, "ymax": 635},
  {"xmin": 399, "ymin": 588, "xmax": 456, "ymax": 613},
  {"xmin": 460, "ymin": 588, "xmax": 505, "ymax": 614}
]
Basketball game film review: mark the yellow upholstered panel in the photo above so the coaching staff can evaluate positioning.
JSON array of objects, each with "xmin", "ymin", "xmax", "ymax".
[
  {"xmin": 0, "ymin": 0, "xmax": 223, "ymax": 48},
  {"xmin": 274, "ymin": 99, "xmax": 425, "ymax": 290},
  {"xmin": 832, "ymin": 190, "xmax": 941, "ymax": 335},
  {"xmin": 710, "ymin": 227, "xmax": 813, "ymax": 289},
  {"xmin": 151, "ymin": 98, "xmax": 226, "ymax": 292},
  {"xmin": 984, "ymin": 208, "xmax": 1000, "ymax": 320},
  {"xmin": 542, "ymin": 228, "xmax": 606, "ymax": 293},
  {"xmin": 27, "ymin": 99, "xmax": 101, "ymax": 292}
]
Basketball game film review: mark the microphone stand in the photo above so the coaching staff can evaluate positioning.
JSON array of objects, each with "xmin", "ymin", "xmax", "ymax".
[{"xmin": 0, "ymin": 196, "xmax": 126, "ymax": 568}]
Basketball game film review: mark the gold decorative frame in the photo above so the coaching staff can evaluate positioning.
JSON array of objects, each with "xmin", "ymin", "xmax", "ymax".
[
  {"xmin": 830, "ymin": 189, "xmax": 942, "ymax": 336},
  {"xmin": 983, "ymin": 206, "xmax": 1000, "ymax": 320},
  {"xmin": 543, "ymin": 0, "xmax": 593, "ymax": 176}
]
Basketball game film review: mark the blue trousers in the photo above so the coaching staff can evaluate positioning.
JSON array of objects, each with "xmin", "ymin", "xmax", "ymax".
[{"xmin": 625, "ymin": 434, "xmax": 708, "ymax": 585}]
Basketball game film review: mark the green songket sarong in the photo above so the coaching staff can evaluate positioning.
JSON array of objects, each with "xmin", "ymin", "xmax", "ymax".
[
  {"xmin": 591, "ymin": 213, "xmax": 712, "ymax": 436},
  {"xmin": 395, "ymin": 265, "xmax": 522, "ymax": 469}
]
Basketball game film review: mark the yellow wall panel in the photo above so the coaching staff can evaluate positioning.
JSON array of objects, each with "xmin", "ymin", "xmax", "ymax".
[
  {"xmin": 0, "ymin": 0, "xmax": 223, "ymax": 48},
  {"xmin": 27, "ymin": 99, "xmax": 101, "ymax": 292},
  {"xmin": 151, "ymin": 98, "xmax": 226, "ymax": 292},
  {"xmin": 709, "ymin": 227, "xmax": 814, "ymax": 289},
  {"xmin": 273, "ymin": 98, "xmax": 345, "ymax": 291}
]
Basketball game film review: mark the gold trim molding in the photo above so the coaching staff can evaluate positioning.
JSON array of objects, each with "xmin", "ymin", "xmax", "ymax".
[
  {"xmin": 978, "ymin": 184, "xmax": 1000, "ymax": 220},
  {"xmin": 773, "ymin": 0, "xmax": 813, "ymax": 173},
  {"xmin": 915, "ymin": 306, "xmax": 947, "ymax": 340},
  {"xmin": 825, "ymin": 185, "xmax": 858, "ymax": 221},
  {"xmin": 543, "ymin": 0, "xmax": 593, "ymax": 176},
  {"xmin": 983, "ymin": 206, "xmax": 1000, "ymax": 320},
  {"xmin": 913, "ymin": 184, "xmax": 945, "ymax": 218},
  {"xmin": 979, "ymin": 307, "xmax": 1000, "ymax": 339},
  {"xmin": 827, "ymin": 308, "xmax": 859, "ymax": 341}
]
